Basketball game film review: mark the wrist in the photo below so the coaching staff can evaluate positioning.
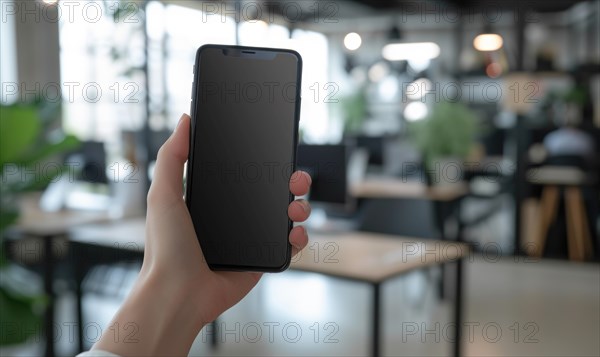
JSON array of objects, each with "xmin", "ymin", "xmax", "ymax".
[{"xmin": 93, "ymin": 269, "xmax": 207, "ymax": 356}]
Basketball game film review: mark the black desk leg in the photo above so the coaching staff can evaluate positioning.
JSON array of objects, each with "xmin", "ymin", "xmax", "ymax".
[
  {"xmin": 434, "ymin": 201, "xmax": 446, "ymax": 300},
  {"xmin": 439, "ymin": 267, "xmax": 446, "ymax": 300},
  {"xmin": 74, "ymin": 246, "xmax": 85, "ymax": 353},
  {"xmin": 453, "ymin": 259, "xmax": 464, "ymax": 357},
  {"xmin": 43, "ymin": 236, "xmax": 55, "ymax": 357},
  {"xmin": 372, "ymin": 283, "xmax": 381, "ymax": 357}
]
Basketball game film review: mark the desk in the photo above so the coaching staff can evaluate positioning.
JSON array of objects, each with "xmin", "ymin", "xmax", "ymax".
[
  {"xmin": 7, "ymin": 193, "xmax": 110, "ymax": 357},
  {"xmin": 350, "ymin": 178, "xmax": 468, "ymax": 201},
  {"xmin": 350, "ymin": 178, "xmax": 468, "ymax": 304},
  {"xmin": 293, "ymin": 232, "xmax": 469, "ymax": 357},
  {"xmin": 69, "ymin": 220, "xmax": 469, "ymax": 357},
  {"xmin": 13, "ymin": 193, "xmax": 111, "ymax": 236}
]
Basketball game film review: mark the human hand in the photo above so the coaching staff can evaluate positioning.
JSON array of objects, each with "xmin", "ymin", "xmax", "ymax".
[
  {"xmin": 92, "ymin": 114, "xmax": 311, "ymax": 356},
  {"xmin": 144, "ymin": 113, "xmax": 311, "ymax": 321}
]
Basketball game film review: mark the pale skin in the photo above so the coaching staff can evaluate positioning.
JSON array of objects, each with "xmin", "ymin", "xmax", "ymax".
[{"xmin": 92, "ymin": 114, "xmax": 312, "ymax": 356}]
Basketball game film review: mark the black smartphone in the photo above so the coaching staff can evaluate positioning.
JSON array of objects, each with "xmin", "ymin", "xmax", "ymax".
[{"xmin": 185, "ymin": 44, "xmax": 302, "ymax": 272}]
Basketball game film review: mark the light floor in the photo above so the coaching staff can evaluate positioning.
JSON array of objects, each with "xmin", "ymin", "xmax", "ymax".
[{"xmin": 3, "ymin": 255, "xmax": 598, "ymax": 356}]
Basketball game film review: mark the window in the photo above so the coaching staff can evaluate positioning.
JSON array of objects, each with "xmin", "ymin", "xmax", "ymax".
[
  {"xmin": 59, "ymin": 1, "xmax": 145, "ymax": 160},
  {"xmin": 58, "ymin": 1, "xmax": 331, "ymax": 160}
]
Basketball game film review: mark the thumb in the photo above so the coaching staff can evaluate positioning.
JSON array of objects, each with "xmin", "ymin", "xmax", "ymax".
[{"xmin": 147, "ymin": 114, "xmax": 191, "ymax": 205}]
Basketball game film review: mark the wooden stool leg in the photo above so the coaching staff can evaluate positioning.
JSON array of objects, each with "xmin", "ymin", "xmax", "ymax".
[
  {"xmin": 566, "ymin": 187, "xmax": 587, "ymax": 261},
  {"xmin": 568, "ymin": 186, "xmax": 593, "ymax": 260},
  {"xmin": 534, "ymin": 186, "xmax": 559, "ymax": 257},
  {"xmin": 565, "ymin": 187, "xmax": 582, "ymax": 261}
]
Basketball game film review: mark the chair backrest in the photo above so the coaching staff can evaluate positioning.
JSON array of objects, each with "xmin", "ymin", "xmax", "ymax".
[
  {"xmin": 545, "ymin": 154, "xmax": 588, "ymax": 169},
  {"xmin": 357, "ymin": 198, "xmax": 440, "ymax": 239}
]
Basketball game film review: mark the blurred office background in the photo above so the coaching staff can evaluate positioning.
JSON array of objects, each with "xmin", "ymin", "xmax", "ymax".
[{"xmin": 1, "ymin": 0, "xmax": 599, "ymax": 356}]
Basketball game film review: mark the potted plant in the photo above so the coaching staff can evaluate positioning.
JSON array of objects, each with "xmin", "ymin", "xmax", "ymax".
[
  {"xmin": 0, "ymin": 101, "xmax": 79, "ymax": 348},
  {"xmin": 340, "ymin": 87, "xmax": 368, "ymax": 135},
  {"xmin": 409, "ymin": 101, "xmax": 478, "ymax": 185}
]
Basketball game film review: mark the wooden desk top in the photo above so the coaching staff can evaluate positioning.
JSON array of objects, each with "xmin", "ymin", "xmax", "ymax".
[
  {"xmin": 291, "ymin": 232, "xmax": 468, "ymax": 283},
  {"xmin": 11, "ymin": 193, "xmax": 111, "ymax": 237},
  {"xmin": 69, "ymin": 218, "xmax": 146, "ymax": 251},
  {"xmin": 350, "ymin": 178, "xmax": 468, "ymax": 202},
  {"xmin": 69, "ymin": 219, "xmax": 469, "ymax": 284}
]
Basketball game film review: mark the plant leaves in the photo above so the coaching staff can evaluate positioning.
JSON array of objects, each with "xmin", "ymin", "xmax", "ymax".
[
  {"xmin": 0, "ymin": 106, "xmax": 40, "ymax": 167},
  {"xmin": 0, "ymin": 275, "xmax": 46, "ymax": 346},
  {"xmin": 408, "ymin": 101, "xmax": 478, "ymax": 167},
  {"xmin": 18, "ymin": 134, "xmax": 80, "ymax": 167}
]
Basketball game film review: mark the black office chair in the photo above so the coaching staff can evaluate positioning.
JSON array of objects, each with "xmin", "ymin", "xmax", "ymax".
[{"xmin": 357, "ymin": 198, "xmax": 440, "ymax": 239}]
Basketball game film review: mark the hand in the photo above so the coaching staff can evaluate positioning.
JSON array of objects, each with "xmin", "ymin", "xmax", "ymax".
[{"xmin": 92, "ymin": 114, "xmax": 311, "ymax": 357}]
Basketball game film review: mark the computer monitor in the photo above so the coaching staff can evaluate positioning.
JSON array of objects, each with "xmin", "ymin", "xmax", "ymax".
[
  {"xmin": 65, "ymin": 141, "xmax": 107, "ymax": 184},
  {"xmin": 146, "ymin": 129, "xmax": 172, "ymax": 162},
  {"xmin": 354, "ymin": 135, "xmax": 385, "ymax": 166},
  {"xmin": 124, "ymin": 129, "xmax": 173, "ymax": 163},
  {"xmin": 296, "ymin": 144, "xmax": 347, "ymax": 205}
]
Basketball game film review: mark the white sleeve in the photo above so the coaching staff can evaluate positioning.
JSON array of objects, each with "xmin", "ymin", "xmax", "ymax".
[{"xmin": 76, "ymin": 350, "xmax": 121, "ymax": 357}]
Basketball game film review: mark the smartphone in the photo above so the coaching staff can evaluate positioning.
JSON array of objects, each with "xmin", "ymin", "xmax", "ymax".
[{"xmin": 185, "ymin": 44, "xmax": 302, "ymax": 272}]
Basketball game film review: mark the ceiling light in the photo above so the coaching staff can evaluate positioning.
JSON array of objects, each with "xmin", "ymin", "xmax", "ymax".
[
  {"xmin": 368, "ymin": 62, "xmax": 389, "ymax": 82},
  {"xmin": 473, "ymin": 34, "xmax": 503, "ymax": 51},
  {"xmin": 404, "ymin": 102, "xmax": 428, "ymax": 122},
  {"xmin": 406, "ymin": 78, "xmax": 432, "ymax": 100},
  {"xmin": 350, "ymin": 67, "xmax": 367, "ymax": 84},
  {"xmin": 382, "ymin": 42, "xmax": 440, "ymax": 61},
  {"xmin": 408, "ymin": 58, "xmax": 431, "ymax": 73},
  {"xmin": 378, "ymin": 76, "xmax": 399, "ymax": 101},
  {"xmin": 344, "ymin": 32, "xmax": 362, "ymax": 51}
]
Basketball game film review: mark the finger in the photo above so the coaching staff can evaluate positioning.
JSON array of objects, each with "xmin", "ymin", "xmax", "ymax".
[
  {"xmin": 287, "ymin": 199, "xmax": 311, "ymax": 222},
  {"xmin": 148, "ymin": 114, "xmax": 190, "ymax": 204},
  {"xmin": 289, "ymin": 171, "xmax": 311, "ymax": 196},
  {"xmin": 289, "ymin": 226, "xmax": 308, "ymax": 257}
]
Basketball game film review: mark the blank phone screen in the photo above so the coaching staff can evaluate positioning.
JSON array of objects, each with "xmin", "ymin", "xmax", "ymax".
[{"xmin": 186, "ymin": 46, "xmax": 301, "ymax": 271}]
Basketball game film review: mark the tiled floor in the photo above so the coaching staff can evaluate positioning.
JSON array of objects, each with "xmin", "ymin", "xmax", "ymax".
[
  {"xmin": 3, "ymin": 255, "xmax": 598, "ymax": 356},
  {"xmin": 185, "ymin": 256, "xmax": 600, "ymax": 357}
]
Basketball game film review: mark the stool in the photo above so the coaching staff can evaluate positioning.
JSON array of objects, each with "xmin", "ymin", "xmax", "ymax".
[{"xmin": 530, "ymin": 166, "xmax": 595, "ymax": 261}]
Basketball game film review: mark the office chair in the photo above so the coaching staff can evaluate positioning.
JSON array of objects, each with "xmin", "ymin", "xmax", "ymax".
[{"xmin": 357, "ymin": 198, "xmax": 440, "ymax": 239}]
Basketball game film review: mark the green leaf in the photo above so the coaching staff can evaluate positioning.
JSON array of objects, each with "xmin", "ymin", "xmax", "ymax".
[
  {"xmin": 18, "ymin": 134, "xmax": 80, "ymax": 167},
  {"xmin": 0, "ymin": 209, "xmax": 18, "ymax": 268},
  {"xmin": 0, "ymin": 280, "xmax": 46, "ymax": 346},
  {"xmin": 0, "ymin": 106, "xmax": 40, "ymax": 167},
  {"xmin": 0, "ymin": 210, "xmax": 18, "ymax": 237},
  {"xmin": 408, "ymin": 101, "xmax": 478, "ymax": 168}
]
